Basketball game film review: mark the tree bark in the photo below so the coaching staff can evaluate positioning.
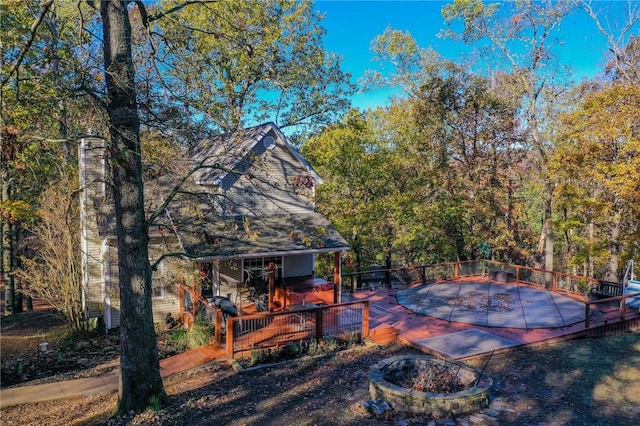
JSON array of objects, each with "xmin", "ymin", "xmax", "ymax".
[
  {"xmin": 100, "ymin": 0, "xmax": 167, "ymax": 412},
  {"xmin": 608, "ymin": 214, "xmax": 621, "ymax": 282}
]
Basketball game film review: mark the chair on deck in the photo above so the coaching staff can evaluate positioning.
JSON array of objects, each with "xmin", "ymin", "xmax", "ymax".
[{"xmin": 235, "ymin": 279, "xmax": 255, "ymax": 308}]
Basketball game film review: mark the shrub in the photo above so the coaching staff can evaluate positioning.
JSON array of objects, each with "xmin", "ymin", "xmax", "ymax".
[{"xmin": 165, "ymin": 319, "xmax": 214, "ymax": 352}]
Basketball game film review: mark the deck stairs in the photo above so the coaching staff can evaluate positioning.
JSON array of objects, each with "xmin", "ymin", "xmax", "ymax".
[{"xmin": 622, "ymin": 260, "xmax": 640, "ymax": 308}]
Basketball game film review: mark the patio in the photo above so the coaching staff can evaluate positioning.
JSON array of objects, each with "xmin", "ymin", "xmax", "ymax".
[{"xmin": 342, "ymin": 275, "xmax": 640, "ymax": 360}]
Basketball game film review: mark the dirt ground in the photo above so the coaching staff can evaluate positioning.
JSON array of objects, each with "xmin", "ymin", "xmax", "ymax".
[{"xmin": 1, "ymin": 302, "xmax": 640, "ymax": 426}]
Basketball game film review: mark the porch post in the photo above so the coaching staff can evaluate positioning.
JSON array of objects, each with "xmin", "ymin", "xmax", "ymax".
[
  {"xmin": 268, "ymin": 262, "xmax": 275, "ymax": 312},
  {"xmin": 333, "ymin": 251, "xmax": 341, "ymax": 303}
]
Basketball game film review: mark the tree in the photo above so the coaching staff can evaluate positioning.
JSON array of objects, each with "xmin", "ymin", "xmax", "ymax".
[
  {"xmin": 1, "ymin": 1, "xmax": 103, "ymax": 314},
  {"xmin": 578, "ymin": 0, "xmax": 640, "ymax": 85},
  {"xmin": 5, "ymin": 0, "xmax": 354, "ymax": 413},
  {"xmin": 13, "ymin": 174, "xmax": 87, "ymax": 332},
  {"xmin": 99, "ymin": 0, "xmax": 168, "ymax": 411},
  {"xmin": 441, "ymin": 0, "xmax": 573, "ymax": 273},
  {"xmin": 134, "ymin": 0, "xmax": 354, "ymax": 136},
  {"xmin": 303, "ymin": 110, "xmax": 382, "ymax": 270},
  {"xmin": 361, "ymin": 27, "xmax": 532, "ymax": 263},
  {"xmin": 551, "ymin": 83, "xmax": 640, "ymax": 280}
]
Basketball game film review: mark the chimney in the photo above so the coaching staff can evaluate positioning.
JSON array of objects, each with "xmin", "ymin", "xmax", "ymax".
[{"xmin": 79, "ymin": 137, "xmax": 108, "ymax": 200}]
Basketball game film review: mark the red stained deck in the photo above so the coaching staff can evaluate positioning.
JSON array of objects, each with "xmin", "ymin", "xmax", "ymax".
[{"xmin": 160, "ymin": 276, "xmax": 640, "ymax": 374}]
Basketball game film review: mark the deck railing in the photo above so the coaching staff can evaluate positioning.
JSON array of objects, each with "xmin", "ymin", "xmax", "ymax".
[
  {"xmin": 339, "ymin": 259, "xmax": 640, "ymax": 332},
  {"xmin": 178, "ymin": 282, "xmax": 212, "ymax": 326},
  {"xmin": 176, "ymin": 261, "xmax": 638, "ymax": 355},
  {"xmin": 585, "ymin": 292, "xmax": 640, "ymax": 328},
  {"xmin": 340, "ymin": 259, "xmax": 607, "ymax": 297},
  {"xmin": 223, "ymin": 301, "xmax": 369, "ymax": 359}
]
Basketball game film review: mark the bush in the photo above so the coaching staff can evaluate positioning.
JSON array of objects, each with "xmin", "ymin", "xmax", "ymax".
[
  {"xmin": 165, "ymin": 319, "xmax": 214, "ymax": 352},
  {"xmin": 240, "ymin": 334, "xmax": 366, "ymax": 368}
]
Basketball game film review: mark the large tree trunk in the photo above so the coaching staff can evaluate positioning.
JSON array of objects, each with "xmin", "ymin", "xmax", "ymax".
[
  {"xmin": 100, "ymin": 0, "xmax": 167, "ymax": 412},
  {"xmin": 543, "ymin": 198, "xmax": 554, "ymax": 273},
  {"xmin": 608, "ymin": 214, "xmax": 621, "ymax": 282}
]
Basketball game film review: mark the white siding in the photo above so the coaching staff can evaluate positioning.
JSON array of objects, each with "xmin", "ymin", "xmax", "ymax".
[
  {"xmin": 220, "ymin": 134, "xmax": 315, "ymax": 217},
  {"xmin": 150, "ymin": 288, "xmax": 180, "ymax": 325},
  {"xmin": 82, "ymin": 197, "xmax": 105, "ymax": 318}
]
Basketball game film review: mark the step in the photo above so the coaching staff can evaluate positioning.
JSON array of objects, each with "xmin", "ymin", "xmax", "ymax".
[{"xmin": 369, "ymin": 323, "xmax": 399, "ymax": 345}]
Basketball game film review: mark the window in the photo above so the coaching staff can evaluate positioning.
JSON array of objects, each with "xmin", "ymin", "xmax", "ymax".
[
  {"xmin": 151, "ymin": 261, "xmax": 165, "ymax": 299},
  {"xmin": 243, "ymin": 256, "xmax": 282, "ymax": 291}
]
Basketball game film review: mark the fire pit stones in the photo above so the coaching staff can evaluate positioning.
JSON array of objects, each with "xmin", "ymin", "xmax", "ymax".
[{"xmin": 368, "ymin": 355, "xmax": 492, "ymax": 417}]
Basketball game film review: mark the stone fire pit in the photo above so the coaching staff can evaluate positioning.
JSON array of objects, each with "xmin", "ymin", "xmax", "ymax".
[{"xmin": 369, "ymin": 355, "xmax": 492, "ymax": 417}]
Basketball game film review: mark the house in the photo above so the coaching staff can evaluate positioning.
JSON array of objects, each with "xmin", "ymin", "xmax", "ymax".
[{"xmin": 79, "ymin": 122, "xmax": 350, "ymax": 329}]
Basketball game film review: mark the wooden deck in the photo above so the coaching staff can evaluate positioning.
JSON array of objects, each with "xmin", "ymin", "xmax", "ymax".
[
  {"xmin": 342, "ymin": 278, "xmax": 640, "ymax": 359},
  {"xmin": 160, "ymin": 278, "xmax": 640, "ymax": 374}
]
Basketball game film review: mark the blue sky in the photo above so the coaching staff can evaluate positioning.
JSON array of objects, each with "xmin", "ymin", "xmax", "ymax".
[{"xmin": 313, "ymin": 1, "xmax": 631, "ymax": 110}]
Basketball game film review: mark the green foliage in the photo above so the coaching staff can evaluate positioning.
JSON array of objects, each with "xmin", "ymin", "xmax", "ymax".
[
  {"xmin": 149, "ymin": 0, "xmax": 354, "ymax": 134},
  {"xmin": 147, "ymin": 395, "xmax": 164, "ymax": 412},
  {"xmin": 551, "ymin": 82, "xmax": 640, "ymax": 277},
  {"xmin": 249, "ymin": 348, "xmax": 269, "ymax": 366},
  {"xmin": 306, "ymin": 60, "xmax": 534, "ymax": 268},
  {"xmin": 244, "ymin": 335, "xmax": 362, "ymax": 367},
  {"xmin": 306, "ymin": 340, "xmax": 324, "ymax": 356},
  {"xmin": 165, "ymin": 319, "xmax": 214, "ymax": 352}
]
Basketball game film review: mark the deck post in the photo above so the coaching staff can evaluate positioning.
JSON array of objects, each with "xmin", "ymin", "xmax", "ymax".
[
  {"xmin": 362, "ymin": 300, "xmax": 370, "ymax": 338},
  {"xmin": 268, "ymin": 262, "xmax": 275, "ymax": 312},
  {"xmin": 192, "ymin": 278, "xmax": 199, "ymax": 316},
  {"xmin": 334, "ymin": 251, "xmax": 341, "ymax": 303},
  {"xmin": 214, "ymin": 308, "xmax": 222, "ymax": 345},
  {"xmin": 585, "ymin": 303, "xmax": 590, "ymax": 329},
  {"xmin": 226, "ymin": 318, "xmax": 235, "ymax": 358}
]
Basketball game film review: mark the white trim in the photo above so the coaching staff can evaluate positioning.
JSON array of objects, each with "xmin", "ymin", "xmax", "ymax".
[
  {"xmin": 196, "ymin": 246, "xmax": 349, "ymax": 262},
  {"xmin": 79, "ymin": 139, "xmax": 90, "ymax": 320},
  {"xmin": 151, "ymin": 260, "xmax": 165, "ymax": 299},
  {"xmin": 103, "ymin": 242, "xmax": 112, "ymax": 330}
]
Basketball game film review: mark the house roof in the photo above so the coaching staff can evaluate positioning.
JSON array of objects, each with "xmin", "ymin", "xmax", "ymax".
[
  {"xmin": 171, "ymin": 209, "xmax": 350, "ymax": 260},
  {"xmin": 94, "ymin": 122, "xmax": 349, "ymax": 259},
  {"xmin": 189, "ymin": 122, "xmax": 322, "ymax": 186}
]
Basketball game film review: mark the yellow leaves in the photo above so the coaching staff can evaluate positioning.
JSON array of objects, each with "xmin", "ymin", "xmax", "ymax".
[
  {"xmin": 0, "ymin": 199, "xmax": 38, "ymax": 224},
  {"xmin": 243, "ymin": 218, "xmax": 260, "ymax": 241}
]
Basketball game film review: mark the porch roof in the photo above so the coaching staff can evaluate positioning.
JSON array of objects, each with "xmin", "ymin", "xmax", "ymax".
[
  {"xmin": 171, "ymin": 210, "xmax": 350, "ymax": 260},
  {"xmin": 95, "ymin": 194, "xmax": 350, "ymax": 260}
]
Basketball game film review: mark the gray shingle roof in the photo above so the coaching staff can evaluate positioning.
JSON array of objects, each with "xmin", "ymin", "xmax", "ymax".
[{"xmin": 94, "ymin": 123, "xmax": 349, "ymax": 259}]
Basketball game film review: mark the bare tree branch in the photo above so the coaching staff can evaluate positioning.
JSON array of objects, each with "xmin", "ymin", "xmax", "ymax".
[{"xmin": 145, "ymin": 0, "xmax": 219, "ymax": 25}]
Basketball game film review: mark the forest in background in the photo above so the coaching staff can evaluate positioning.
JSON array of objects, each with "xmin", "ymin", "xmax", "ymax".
[
  {"xmin": 1, "ymin": 1, "xmax": 639, "ymax": 313},
  {"xmin": 306, "ymin": 34, "xmax": 640, "ymax": 281}
]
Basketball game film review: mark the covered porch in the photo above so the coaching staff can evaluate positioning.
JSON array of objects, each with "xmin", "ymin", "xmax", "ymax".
[{"xmin": 193, "ymin": 250, "xmax": 345, "ymax": 314}]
